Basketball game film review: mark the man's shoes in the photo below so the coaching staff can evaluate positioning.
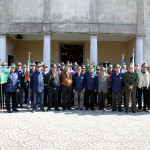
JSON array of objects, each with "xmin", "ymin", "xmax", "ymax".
[
  {"xmin": 91, "ymin": 107, "xmax": 95, "ymax": 110},
  {"xmin": 41, "ymin": 109, "xmax": 46, "ymax": 112},
  {"xmin": 112, "ymin": 109, "xmax": 116, "ymax": 111},
  {"xmin": 80, "ymin": 108, "xmax": 83, "ymax": 110},
  {"xmin": 47, "ymin": 108, "xmax": 51, "ymax": 112},
  {"xmin": 13, "ymin": 109, "xmax": 19, "ymax": 112},
  {"xmin": 67, "ymin": 108, "xmax": 72, "ymax": 110},
  {"xmin": 85, "ymin": 107, "xmax": 89, "ymax": 110},
  {"xmin": 62, "ymin": 108, "xmax": 66, "ymax": 111},
  {"xmin": 132, "ymin": 111, "xmax": 135, "ymax": 113},
  {"xmin": 55, "ymin": 108, "xmax": 60, "ymax": 111},
  {"xmin": 31, "ymin": 110, "xmax": 36, "ymax": 113},
  {"xmin": 7, "ymin": 110, "xmax": 12, "ymax": 113},
  {"xmin": 20, "ymin": 105, "xmax": 23, "ymax": 108},
  {"xmin": 75, "ymin": 108, "xmax": 78, "ymax": 110}
]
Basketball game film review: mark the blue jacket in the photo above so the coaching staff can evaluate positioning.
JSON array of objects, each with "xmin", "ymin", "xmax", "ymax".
[
  {"xmin": 15, "ymin": 69, "xmax": 24, "ymax": 88},
  {"xmin": 84, "ymin": 72, "xmax": 98, "ymax": 91},
  {"xmin": 73, "ymin": 73, "xmax": 85, "ymax": 91},
  {"xmin": 5, "ymin": 72, "xmax": 20, "ymax": 92},
  {"xmin": 111, "ymin": 71, "xmax": 124, "ymax": 92},
  {"xmin": 31, "ymin": 70, "xmax": 45, "ymax": 92}
]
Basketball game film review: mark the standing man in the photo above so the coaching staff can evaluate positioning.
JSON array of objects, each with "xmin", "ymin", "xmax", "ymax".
[
  {"xmin": 137, "ymin": 63, "xmax": 149, "ymax": 112},
  {"xmin": 43, "ymin": 64, "xmax": 48, "ymax": 107},
  {"xmin": 73, "ymin": 66, "xmax": 85, "ymax": 110},
  {"xmin": 124, "ymin": 64, "xmax": 138, "ymax": 113},
  {"xmin": 107, "ymin": 64, "xmax": 113, "ymax": 106},
  {"xmin": 46, "ymin": 63, "xmax": 60, "ymax": 111},
  {"xmin": 111, "ymin": 64, "xmax": 124, "ymax": 112},
  {"xmin": 60, "ymin": 62, "xmax": 65, "ymax": 71},
  {"xmin": 84, "ymin": 65, "xmax": 97, "ymax": 110},
  {"xmin": 81, "ymin": 65, "xmax": 86, "ymax": 75},
  {"xmin": 15, "ymin": 62, "xmax": 24, "ymax": 108},
  {"xmin": 60, "ymin": 62, "xmax": 73, "ymax": 110},
  {"xmin": 30, "ymin": 63, "xmax": 45, "ymax": 113},
  {"xmin": 97, "ymin": 67, "xmax": 110, "ymax": 111},
  {"xmin": 5, "ymin": 63, "xmax": 20, "ymax": 113}
]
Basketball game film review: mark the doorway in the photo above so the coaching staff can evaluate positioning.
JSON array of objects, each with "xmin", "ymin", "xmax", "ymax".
[{"xmin": 8, "ymin": 55, "xmax": 14, "ymax": 66}]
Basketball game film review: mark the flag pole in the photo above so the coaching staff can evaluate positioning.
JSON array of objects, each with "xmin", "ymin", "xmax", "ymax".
[
  {"xmin": 28, "ymin": 52, "xmax": 31, "ymax": 107},
  {"xmin": 132, "ymin": 49, "xmax": 135, "ymax": 73},
  {"xmin": 0, "ymin": 58, "xmax": 3, "ymax": 113}
]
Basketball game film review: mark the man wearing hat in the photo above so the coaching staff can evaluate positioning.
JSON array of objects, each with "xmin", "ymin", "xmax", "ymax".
[
  {"xmin": 137, "ymin": 63, "xmax": 149, "ymax": 112},
  {"xmin": 60, "ymin": 62, "xmax": 65, "ymax": 71},
  {"xmin": 45, "ymin": 63, "xmax": 60, "ymax": 111},
  {"xmin": 84, "ymin": 65, "xmax": 97, "ymax": 110},
  {"xmin": 15, "ymin": 62, "xmax": 24, "ymax": 108},
  {"xmin": 27, "ymin": 62, "xmax": 36, "ymax": 108},
  {"xmin": 81, "ymin": 65, "xmax": 85, "ymax": 75},
  {"xmin": 73, "ymin": 66, "xmax": 85, "ymax": 110},
  {"xmin": 111, "ymin": 64, "xmax": 124, "ymax": 112},
  {"xmin": 124, "ymin": 64, "xmax": 138, "ymax": 113},
  {"xmin": 22, "ymin": 64, "xmax": 29, "ymax": 104},
  {"xmin": 98, "ymin": 62, "xmax": 103, "ymax": 69},
  {"xmin": 30, "ymin": 63, "xmax": 45, "ymax": 112},
  {"xmin": 5, "ymin": 63, "xmax": 20, "ymax": 113},
  {"xmin": 134, "ymin": 64, "xmax": 139, "ymax": 73},
  {"xmin": 97, "ymin": 67, "xmax": 110, "ymax": 111},
  {"xmin": 0, "ymin": 62, "xmax": 8, "ymax": 109},
  {"xmin": 57, "ymin": 63, "xmax": 61, "ymax": 75},
  {"xmin": 43, "ymin": 64, "xmax": 48, "ymax": 107},
  {"xmin": 107, "ymin": 64, "xmax": 113, "ymax": 106},
  {"xmin": 60, "ymin": 62, "xmax": 73, "ymax": 110}
]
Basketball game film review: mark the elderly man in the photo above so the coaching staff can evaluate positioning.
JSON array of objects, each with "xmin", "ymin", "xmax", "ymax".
[
  {"xmin": 81, "ymin": 65, "xmax": 86, "ymax": 75},
  {"xmin": 5, "ymin": 63, "xmax": 20, "ymax": 113},
  {"xmin": 111, "ymin": 64, "xmax": 124, "ymax": 112},
  {"xmin": 60, "ymin": 62, "xmax": 73, "ymax": 110},
  {"xmin": 73, "ymin": 66, "xmax": 85, "ymax": 110},
  {"xmin": 15, "ymin": 62, "xmax": 24, "ymax": 108},
  {"xmin": 30, "ymin": 63, "xmax": 45, "ymax": 113},
  {"xmin": 124, "ymin": 64, "xmax": 138, "ymax": 113},
  {"xmin": 84, "ymin": 65, "xmax": 97, "ymax": 110},
  {"xmin": 46, "ymin": 63, "xmax": 60, "ymax": 111},
  {"xmin": 137, "ymin": 63, "xmax": 149, "ymax": 112},
  {"xmin": 98, "ymin": 67, "xmax": 110, "ymax": 111}
]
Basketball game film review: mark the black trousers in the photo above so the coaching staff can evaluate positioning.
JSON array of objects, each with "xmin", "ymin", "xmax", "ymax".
[
  {"xmin": 6, "ymin": 92, "xmax": 17, "ymax": 110},
  {"xmin": 48, "ymin": 87, "xmax": 59, "ymax": 109},
  {"xmin": 24, "ymin": 87, "xmax": 28, "ymax": 104},
  {"xmin": 137, "ymin": 87, "xmax": 149, "ymax": 110},
  {"xmin": 44, "ymin": 85, "xmax": 48, "ymax": 107},
  {"xmin": 61, "ymin": 86, "xmax": 72, "ymax": 109},
  {"xmin": 147, "ymin": 88, "xmax": 150, "ymax": 109},
  {"xmin": 112, "ymin": 92, "xmax": 122, "ymax": 111},
  {"xmin": 107, "ymin": 87, "xmax": 112, "ymax": 106},
  {"xmin": 125, "ymin": 91, "xmax": 136, "ymax": 112},
  {"xmin": 98, "ymin": 92, "xmax": 107, "ymax": 109},
  {"xmin": 85, "ymin": 90, "xmax": 95, "ymax": 109},
  {"xmin": 58, "ymin": 89, "xmax": 62, "ymax": 107},
  {"xmin": 0, "ymin": 85, "xmax": 5, "ymax": 108}
]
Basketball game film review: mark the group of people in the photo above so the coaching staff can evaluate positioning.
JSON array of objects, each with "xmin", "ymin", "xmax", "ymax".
[{"xmin": 0, "ymin": 60, "xmax": 150, "ymax": 114}]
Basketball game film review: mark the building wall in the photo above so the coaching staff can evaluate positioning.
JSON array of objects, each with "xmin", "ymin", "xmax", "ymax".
[{"xmin": 6, "ymin": 37, "xmax": 135, "ymax": 67}]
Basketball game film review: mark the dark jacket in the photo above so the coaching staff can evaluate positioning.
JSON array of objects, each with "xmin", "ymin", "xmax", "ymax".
[
  {"xmin": 45, "ymin": 71, "xmax": 60, "ymax": 89},
  {"xmin": 84, "ymin": 72, "xmax": 97, "ymax": 91},
  {"xmin": 31, "ymin": 70, "xmax": 45, "ymax": 92},
  {"xmin": 111, "ymin": 72, "xmax": 124, "ymax": 93},
  {"xmin": 5, "ymin": 72, "xmax": 20, "ymax": 92},
  {"xmin": 15, "ymin": 69, "xmax": 24, "ymax": 88},
  {"xmin": 73, "ymin": 73, "xmax": 85, "ymax": 91},
  {"xmin": 124, "ymin": 71, "xmax": 139, "ymax": 93}
]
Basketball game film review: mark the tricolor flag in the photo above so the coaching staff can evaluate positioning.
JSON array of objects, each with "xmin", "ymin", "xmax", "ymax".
[
  {"xmin": 94, "ymin": 62, "xmax": 96, "ymax": 73},
  {"xmin": 85, "ymin": 59, "xmax": 89, "ymax": 73},
  {"xmin": 25, "ymin": 55, "xmax": 30, "ymax": 82},
  {"xmin": 106, "ymin": 63, "xmax": 108, "ymax": 75}
]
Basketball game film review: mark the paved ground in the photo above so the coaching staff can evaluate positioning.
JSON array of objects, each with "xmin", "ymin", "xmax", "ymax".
[{"xmin": 0, "ymin": 107, "xmax": 150, "ymax": 150}]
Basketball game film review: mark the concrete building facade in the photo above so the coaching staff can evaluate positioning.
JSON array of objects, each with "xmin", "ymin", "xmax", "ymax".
[{"xmin": 0, "ymin": 0, "xmax": 150, "ymax": 68}]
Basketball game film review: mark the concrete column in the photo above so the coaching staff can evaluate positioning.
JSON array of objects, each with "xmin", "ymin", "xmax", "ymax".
[
  {"xmin": 136, "ymin": 37, "xmax": 143, "ymax": 68},
  {"xmin": 0, "ymin": 35, "xmax": 6, "ymax": 63},
  {"xmin": 90, "ymin": 35, "xmax": 98, "ymax": 65},
  {"xmin": 43, "ymin": 34, "xmax": 51, "ymax": 69}
]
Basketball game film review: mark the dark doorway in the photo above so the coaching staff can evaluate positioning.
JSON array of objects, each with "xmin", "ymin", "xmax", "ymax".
[
  {"xmin": 60, "ymin": 44, "xmax": 83, "ymax": 65},
  {"xmin": 8, "ymin": 55, "xmax": 14, "ymax": 66}
]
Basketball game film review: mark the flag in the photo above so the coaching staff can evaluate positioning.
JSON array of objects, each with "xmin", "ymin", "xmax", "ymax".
[
  {"xmin": 94, "ymin": 62, "xmax": 96, "ymax": 73},
  {"xmin": 121, "ymin": 54, "xmax": 125, "ymax": 73},
  {"xmin": 85, "ymin": 59, "xmax": 89, "ymax": 73},
  {"xmin": 0, "ymin": 66, "xmax": 10, "ymax": 84},
  {"xmin": 106, "ymin": 63, "xmax": 108, "ymax": 75},
  {"xmin": 25, "ymin": 55, "xmax": 30, "ymax": 82}
]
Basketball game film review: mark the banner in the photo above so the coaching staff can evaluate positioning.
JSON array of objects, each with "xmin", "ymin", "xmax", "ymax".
[{"xmin": 0, "ymin": 67, "xmax": 10, "ymax": 84}]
